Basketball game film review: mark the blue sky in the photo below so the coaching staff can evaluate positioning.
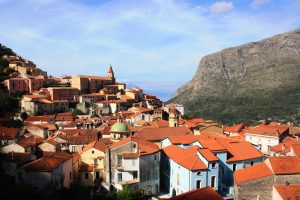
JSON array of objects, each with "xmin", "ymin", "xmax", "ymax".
[{"xmin": 0, "ymin": 0, "xmax": 300, "ymax": 100}]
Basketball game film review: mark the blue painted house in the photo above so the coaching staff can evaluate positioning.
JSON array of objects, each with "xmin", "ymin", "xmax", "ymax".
[
  {"xmin": 161, "ymin": 144, "xmax": 219, "ymax": 197},
  {"xmin": 161, "ymin": 134, "xmax": 265, "ymax": 198}
]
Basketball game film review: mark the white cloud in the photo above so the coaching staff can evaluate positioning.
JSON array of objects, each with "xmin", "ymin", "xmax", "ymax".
[
  {"xmin": 250, "ymin": 0, "xmax": 272, "ymax": 8},
  {"xmin": 210, "ymin": 1, "xmax": 234, "ymax": 14}
]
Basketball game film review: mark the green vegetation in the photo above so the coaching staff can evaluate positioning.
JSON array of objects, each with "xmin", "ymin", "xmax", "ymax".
[
  {"xmin": 71, "ymin": 108, "xmax": 85, "ymax": 116},
  {"xmin": 116, "ymin": 185, "xmax": 143, "ymax": 200}
]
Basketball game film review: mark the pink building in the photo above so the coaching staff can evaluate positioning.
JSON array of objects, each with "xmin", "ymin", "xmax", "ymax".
[
  {"xmin": 46, "ymin": 87, "xmax": 79, "ymax": 102},
  {"xmin": 4, "ymin": 78, "xmax": 43, "ymax": 94}
]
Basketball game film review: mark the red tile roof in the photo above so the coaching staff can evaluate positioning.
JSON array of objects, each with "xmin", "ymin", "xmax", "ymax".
[
  {"xmin": 247, "ymin": 124, "xmax": 289, "ymax": 137},
  {"xmin": 23, "ymin": 151, "xmax": 72, "ymax": 172},
  {"xmin": 198, "ymin": 135, "xmax": 264, "ymax": 162},
  {"xmin": 291, "ymin": 144, "xmax": 300, "ymax": 157},
  {"xmin": 269, "ymin": 137, "xmax": 300, "ymax": 155},
  {"xmin": 0, "ymin": 126, "xmax": 19, "ymax": 140},
  {"xmin": 17, "ymin": 135, "xmax": 44, "ymax": 148},
  {"xmin": 1, "ymin": 152, "xmax": 32, "ymax": 164},
  {"xmin": 234, "ymin": 162, "xmax": 273, "ymax": 184},
  {"xmin": 274, "ymin": 184, "xmax": 300, "ymax": 200},
  {"xmin": 24, "ymin": 115, "xmax": 55, "ymax": 122},
  {"xmin": 223, "ymin": 123, "xmax": 248, "ymax": 133},
  {"xmin": 198, "ymin": 148, "xmax": 219, "ymax": 162},
  {"xmin": 167, "ymin": 135, "xmax": 198, "ymax": 145},
  {"xmin": 168, "ymin": 186, "xmax": 224, "ymax": 200},
  {"xmin": 135, "ymin": 126, "xmax": 192, "ymax": 142},
  {"xmin": 109, "ymin": 137, "xmax": 159, "ymax": 156},
  {"xmin": 82, "ymin": 140, "xmax": 107, "ymax": 153},
  {"xmin": 163, "ymin": 145, "xmax": 207, "ymax": 171},
  {"xmin": 268, "ymin": 156, "xmax": 300, "ymax": 175}
]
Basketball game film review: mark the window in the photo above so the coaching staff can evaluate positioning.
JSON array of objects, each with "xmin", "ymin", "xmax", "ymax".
[
  {"xmin": 196, "ymin": 180, "xmax": 201, "ymax": 189},
  {"xmin": 118, "ymin": 173, "xmax": 122, "ymax": 182},
  {"xmin": 92, "ymin": 150, "xmax": 94, "ymax": 154},
  {"xmin": 251, "ymin": 161, "xmax": 254, "ymax": 166},
  {"xmin": 94, "ymin": 158, "xmax": 98, "ymax": 165},
  {"xmin": 117, "ymin": 156, "xmax": 122, "ymax": 167},
  {"xmin": 211, "ymin": 162, "xmax": 216, "ymax": 168},
  {"xmin": 196, "ymin": 172, "xmax": 202, "ymax": 176},
  {"xmin": 211, "ymin": 176, "xmax": 216, "ymax": 188},
  {"xmin": 72, "ymin": 146, "xmax": 76, "ymax": 152},
  {"xmin": 85, "ymin": 173, "xmax": 88, "ymax": 179},
  {"xmin": 96, "ymin": 172, "xmax": 100, "ymax": 179},
  {"xmin": 177, "ymin": 174, "xmax": 180, "ymax": 185},
  {"xmin": 233, "ymin": 164, "xmax": 237, "ymax": 172},
  {"xmin": 154, "ymin": 155, "xmax": 157, "ymax": 160},
  {"xmin": 133, "ymin": 144, "xmax": 136, "ymax": 148},
  {"xmin": 133, "ymin": 171, "xmax": 138, "ymax": 179}
]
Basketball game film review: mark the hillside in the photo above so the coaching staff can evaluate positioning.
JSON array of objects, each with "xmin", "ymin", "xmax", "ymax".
[{"xmin": 169, "ymin": 29, "xmax": 300, "ymax": 124}]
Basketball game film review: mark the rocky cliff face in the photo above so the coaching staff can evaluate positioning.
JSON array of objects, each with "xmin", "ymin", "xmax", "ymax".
[{"xmin": 170, "ymin": 29, "xmax": 300, "ymax": 124}]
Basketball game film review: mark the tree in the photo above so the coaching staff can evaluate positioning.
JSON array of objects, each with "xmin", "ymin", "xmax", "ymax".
[
  {"xmin": 71, "ymin": 108, "xmax": 85, "ymax": 116},
  {"xmin": 116, "ymin": 185, "xmax": 142, "ymax": 200}
]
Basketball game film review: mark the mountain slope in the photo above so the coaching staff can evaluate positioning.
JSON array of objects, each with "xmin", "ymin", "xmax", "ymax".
[{"xmin": 169, "ymin": 29, "xmax": 300, "ymax": 124}]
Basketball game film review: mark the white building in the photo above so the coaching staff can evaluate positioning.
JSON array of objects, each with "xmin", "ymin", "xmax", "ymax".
[{"xmin": 106, "ymin": 137, "xmax": 160, "ymax": 195}]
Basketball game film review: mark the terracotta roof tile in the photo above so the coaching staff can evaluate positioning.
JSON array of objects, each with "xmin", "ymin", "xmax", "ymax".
[
  {"xmin": 247, "ymin": 124, "xmax": 289, "ymax": 137},
  {"xmin": 109, "ymin": 137, "xmax": 159, "ymax": 156},
  {"xmin": 168, "ymin": 186, "xmax": 224, "ymax": 200},
  {"xmin": 135, "ymin": 126, "xmax": 192, "ymax": 142},
  {"xmin": 269, "ymin": 137, "xmax": 300, "ymax": 155},
  {"xmin": 291, "ymin": 144, "xmax": 300, "ymax": 157},
  {"xmin": 23, "ymin": 151, "xmax": 72, "ymax": 172},
  {"xmin": 198, "ymin": 148, "xmax": 219, "ymax": 162},
  {"xmin": 274, "ymin": 184, "xmax": 300, "ymax": 200},
  {"xmin": 0, "ymin": 127, "xmax": 19, "ymax": 140},
  {"xmin": 81, "ymin": 140, "xmax": 107, "ymax": 153},
  {"xmin": 234, "ymin": 162, "xmax": 273, "ymax": 184},
  {"xmin": 268, "ymin": 156, "xmax": 300, "ymax": 175},
  {"xmin": 163, "ymin": 145, "xmax": 207, "ymax": 171}
]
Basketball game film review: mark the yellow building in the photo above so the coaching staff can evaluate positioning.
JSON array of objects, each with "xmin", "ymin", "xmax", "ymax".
[
  {"xmin": 71, "ymin": 66, "xmax": 115, "ymax": 94},
  {"xmin": 79, "ymin": 140, "xmax": 107, "ymax": 186}
]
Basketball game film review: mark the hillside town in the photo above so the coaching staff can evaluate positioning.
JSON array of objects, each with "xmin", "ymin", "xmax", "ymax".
[{"xmin": 1, "ymin": 54, "xmax": 300, "ymax": 200}]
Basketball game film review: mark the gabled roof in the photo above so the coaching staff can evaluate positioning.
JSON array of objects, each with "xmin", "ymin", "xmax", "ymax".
[
  {"xmin": 168, "ymin": 186, "xmax": 224, "ymax": 200},
  {"xmin": 17, "ymin": 135, "xmax": 44, "ymax": 148},
  {"xmin": 162, "ymin": 145, "xmax": 207, "ymax": 171},
  {"xmin": 0, "ymin": 126, "xmax": 19, "ymax": 140},
  {"xmin": 268, "ymin": 156, "xmax": 300, "ymax": 175},
  {"xmin": 135, "ymin": 126, "xmax": 192, "ymax": 142},
  {"xmin": 81, "ymin": 140, "xmax": 107, "ymax": 153},
  {"xmin": 24, "ymin": 115, "xmax": 55, "ymax": 122},
  {"xmin": 198, "ymin": 135, "xmax": 264, "ymax": 162},
  {"xmin": 109, "ymin": 137, "xmax": 159, "ymax": 156},
  {"xmin": 274, "ymin": 184, "xmax": 300, "ymax": 200},
  {"xmin": 23, "ymin": 151, "xmax": 72, "ymax": 172},
  {"xmin": 269, "ymin": 137, "xmax": 300, "ymax": 155},
  {"xmin": 223, "ymin": 123, "xmax": 248, "ymax": 133},
  {"xmin": 246, "ymin": 124, "xmax": 289, "ymax": 137},
  {"xmin": 167, "ymin": 135, "xmax": 199, "ymax": 145},
  {"xmin": 234, "ymin": 162, "xmax": 273, "ymax": 184},
  {"xmin": 1, "ymin": 152, "xmax": 32, "ymax": 165},
  {"xmin": 198, "ymin": 148, "xmax": 218, "ymax": 162}
]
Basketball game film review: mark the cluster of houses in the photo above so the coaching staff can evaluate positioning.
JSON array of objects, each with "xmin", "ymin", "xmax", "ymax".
[{"xmin": 1, "ymin": 62, "xmax": 300, "ymax": 199}]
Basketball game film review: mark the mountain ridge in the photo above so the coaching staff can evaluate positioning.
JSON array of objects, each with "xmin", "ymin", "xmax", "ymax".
[{"xmin": 169, "ymin": 29, "xmax": 300, "ymax": 124}]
